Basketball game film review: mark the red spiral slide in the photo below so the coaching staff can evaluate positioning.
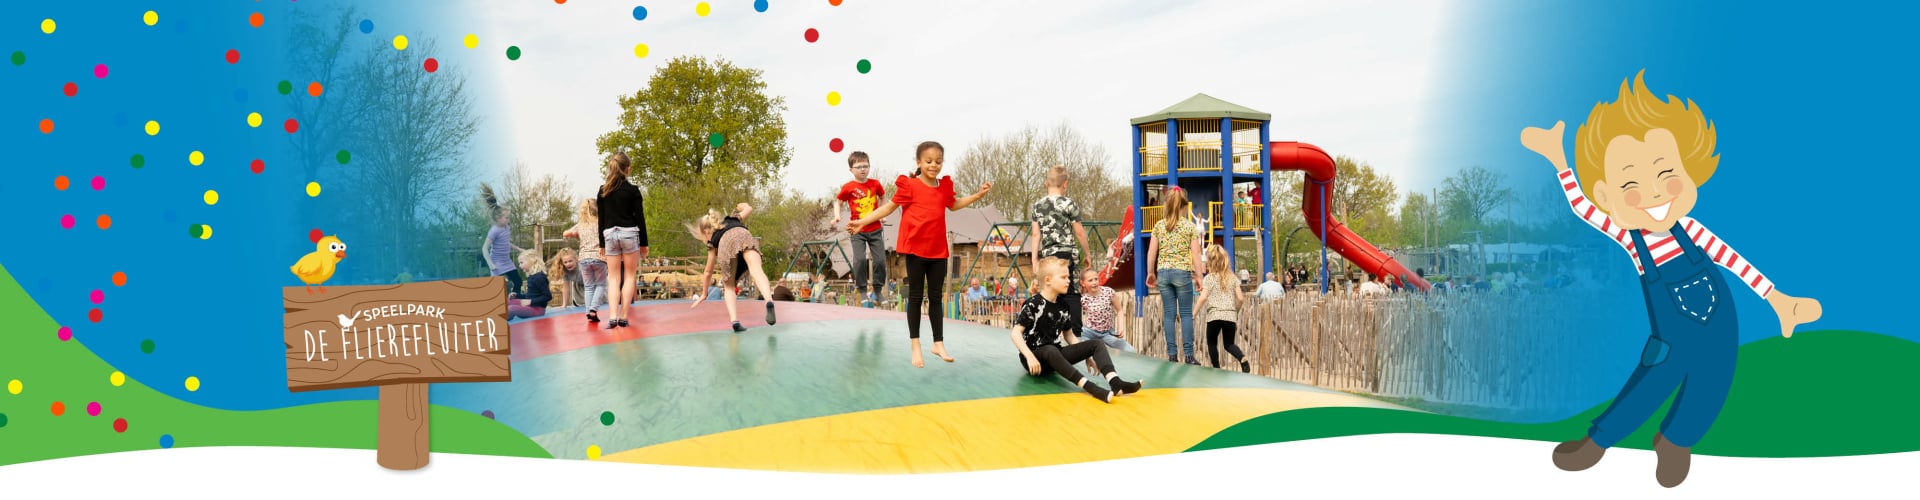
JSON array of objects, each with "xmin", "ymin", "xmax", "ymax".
[{"xmin": 1270, "ymin": 141, "xmax": 1432, "ymax": 292}]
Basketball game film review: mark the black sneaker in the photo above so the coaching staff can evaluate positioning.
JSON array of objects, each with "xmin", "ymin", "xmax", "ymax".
[
  {"xmin": 586, "ymin": 310, "xmax": 599, "ymax": 323},
  {"xmin": 732, "ymin": 322, "xmax": 746, "ymax": 333},
  {"xmin": 765, "ymin": 302, "xmax": 777, "ymax": 325},
  {"xmin": 1108, "ymin": 376, "xmax": 1142, "ymax": 396},
  {"xmin": 1240, "ymin": 360, "xmax": 1251, "ymax": 373}
]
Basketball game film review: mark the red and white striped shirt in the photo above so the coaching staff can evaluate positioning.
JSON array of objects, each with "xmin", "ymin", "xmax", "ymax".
[{"xmin": 1558, "ymin": 169, "xmax": 1774, "ymax": 298}]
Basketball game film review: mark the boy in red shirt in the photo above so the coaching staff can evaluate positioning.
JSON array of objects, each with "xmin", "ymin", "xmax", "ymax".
[
  {"xmin": 849, "ymin": 141, "xmax": 992, "ymax": 368},
  {"xmin": 832, "ymin": 151, "xmax": 887, "ymax": 307}
]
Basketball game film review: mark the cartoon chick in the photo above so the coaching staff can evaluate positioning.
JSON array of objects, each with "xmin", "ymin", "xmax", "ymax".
[{"xmin": 292, "ymin": 235, "xmax": 347, "ymax": 294}]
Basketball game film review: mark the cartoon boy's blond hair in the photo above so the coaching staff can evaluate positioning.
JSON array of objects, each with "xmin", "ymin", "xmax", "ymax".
[{"xmin": 1574, "ymin": 69, "xmax": 1719, "ymax": 203}]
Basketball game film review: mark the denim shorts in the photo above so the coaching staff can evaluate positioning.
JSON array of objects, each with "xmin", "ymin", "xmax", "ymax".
[{"xmin": 602, "ymin": 226, "xmax": 641, "ymax": 256}]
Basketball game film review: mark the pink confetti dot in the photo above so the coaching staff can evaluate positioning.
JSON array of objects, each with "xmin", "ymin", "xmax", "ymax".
[
  {"xmin": 60, "ymin": 214, "xmax": 75, "ymax": 229},
  {"xmin": 57, "ymin": 326, "xmax": 72, "ymax": 341},
  {"xmin": 91, "ymin": 176, "xmax": 104, "ymax": 190},
  {"xmin": 87, "ymin": 402, "xmax": 101, "ymax": 416},
  {"xmin": 90, "ymin": 289, "xmax": 104, "ymax": 304},
  {"xmin": 94, "ymin": 64, "xmax": 108, "ymax": 78}
]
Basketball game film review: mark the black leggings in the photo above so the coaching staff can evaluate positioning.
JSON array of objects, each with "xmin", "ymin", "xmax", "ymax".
[
  {"xmin": 1206, "ymin": 320, "xmax": 1245, "ymax": 368},
  {"xmin": 502, "ymin": 269, "xmax": 525, "ymax": 297},
  {"xmin": 905, "ymin": 255, "xmax": 947, "ymax": 341},
  {"xmin": 1022, "ymin": 341, "xmax": 1116, "ymax": 386}
]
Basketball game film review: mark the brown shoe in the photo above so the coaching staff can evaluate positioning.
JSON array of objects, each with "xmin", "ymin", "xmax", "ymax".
[
  {"xmin": 1653, "ymin": 433, "xmax": 1691, "ymax": 488},
  {"xmin": 1552, "ymin": 437, "xmax": 1605, "ymax": 471}
]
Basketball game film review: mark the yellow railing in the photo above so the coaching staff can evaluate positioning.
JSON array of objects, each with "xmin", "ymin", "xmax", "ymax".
[
  {"xmin": 1142, "ymin": 205, "xmax": 1164, "ymax": 233},
  {"xmin": 1140, "ymin": 146, "xmax": 1169, "ymax": 176},
  {"xmin": 1209, "ymin": 202, "xmax": 1264, "ymax": 231}
]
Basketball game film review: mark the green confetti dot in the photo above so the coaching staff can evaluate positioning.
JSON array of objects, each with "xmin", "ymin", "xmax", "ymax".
[
  {"xmin": 277, "ymin": 80, "xmax": 293, "ymax": 95},
  {"xmin": 9, "ymin": 51, "xmax": 22, "ymax": 66},
  {"xmin": 708, "ymin": 133, "xmax": 725, "ymax": 148},
  {"xmin": 130, "ymin": 154, "xmax": 145, "ymax": 169},
  {"xmin": 189, "ymin": 224, "xmax": 204, "ymax": 238},
  {"xmin": 140, "ymin": 339, "xmax": 155, "ymax": 354},
  {"xmin": 336, "ymin": 150, "xmax": 351, "ymax": 164},
  {"xmin": 856, "ymin": 59, "xmax": 871, "ymax": 74},
  {"xmin": 0, "ymin": 412, "xmax": 8, "ymax": 428},
  {"xmin": 506, "ymin": 46, "xmax": 521, "ymax": 61},
  {"xmin": 600, "ymin": 411, "xmax": 615, "ymax": 426}
]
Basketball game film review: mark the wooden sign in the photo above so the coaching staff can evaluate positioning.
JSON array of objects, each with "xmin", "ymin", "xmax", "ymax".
[{"xmin": 283, "ymin": 276, "xmax": 513, "ymax": 470}]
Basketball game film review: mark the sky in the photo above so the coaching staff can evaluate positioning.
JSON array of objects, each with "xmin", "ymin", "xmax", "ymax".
[{"xmin": 459, "ymin": 0, "xmax": 1456, "ymax": 203}]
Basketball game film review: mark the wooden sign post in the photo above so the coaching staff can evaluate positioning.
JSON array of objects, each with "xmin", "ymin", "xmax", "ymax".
[{"xmin": 283, "ymin": 276, "xmax": 512, "ymax": 470}]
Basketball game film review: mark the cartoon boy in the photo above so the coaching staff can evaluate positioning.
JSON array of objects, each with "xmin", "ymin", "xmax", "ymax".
[{"xmin": 1521, "ymin": 70, "xmax": 1822, "ymax": 488}]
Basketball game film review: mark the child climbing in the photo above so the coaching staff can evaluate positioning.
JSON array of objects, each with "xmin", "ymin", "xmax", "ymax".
[{"xmin": 690, "ymin": 203, "xmax": 779, "ymax": 333}]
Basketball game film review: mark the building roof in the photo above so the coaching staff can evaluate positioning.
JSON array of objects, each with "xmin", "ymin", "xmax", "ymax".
[
  {"xmin": 1130, "ymin": 93, "xmax": 1271, "ymax": 125},
  {"xmin": 819, "ymin": 205, "xmax": 1010, "ymax": 275}
]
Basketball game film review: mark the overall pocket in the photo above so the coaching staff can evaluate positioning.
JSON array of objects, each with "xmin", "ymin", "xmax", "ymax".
[{"xmin": 1668, "ymin": 269, "xmax": 1719, "ymax": 325}]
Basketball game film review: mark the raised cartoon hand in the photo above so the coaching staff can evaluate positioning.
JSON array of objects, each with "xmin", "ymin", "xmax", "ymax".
[
  {"xmin": 1521, "ymin": 120, "xmax": 1570, "ymax": 172},
  {"xmin": 1767, "ymin": 291, "xmax": 1822, "ymax": 338}
]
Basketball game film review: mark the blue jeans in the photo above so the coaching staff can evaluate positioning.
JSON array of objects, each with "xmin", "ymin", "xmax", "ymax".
[
  {"xmin": 1081, "ymin": 327, "xmax": 1136, "ymax": 353},
  {"xmin": 1156, "ymin": 269, "xmax": 1196, "ymax": 360},
  {"xmin": 580, "ymin": 258, "xmax": 607, "ymax": 312}
]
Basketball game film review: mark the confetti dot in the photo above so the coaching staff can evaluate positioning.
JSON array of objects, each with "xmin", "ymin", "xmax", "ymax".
[
  {"xmin": 309, "ymin": 229, "xmax": 324, "ymax": 242},
  {"xmin": 336, "ymin": 150, "xmax": 351, "ymax": 164},
  {"xmin": 89, "ymin": 308, "xmax": 103, "ymax": 322},
  {"xmin": 556, "ymin": 0, "xmax": 567, "ymax": 4},
  {"xmin": 463, "ymin": 34, "xmax": 478, "ymax": 49},
  {"xmin": 114, "ymin": 271, "xmax": 128, "ymax": 286},
  {"xmin": 141, "ymin": 339, "xmax": 155, "ymax": 354},
  {"xmin": 189, "ymin": 151, "xmax": 205, "ymax": 166},
  {"xmin": 51, "ymin": 402, "xmax": 65, "ymax": 416},
  {"xmin": 632, "ymin": 6, "xmax": 649, "ymax": 20},
  {"xmin": 247, "ymin": 112, "xmax": 262, "ymax": 128},
  {"xmin": 189, "ymin": 224, "xmax": 204, "ymax": 238},
  {"xmin": 804, "ymin": 28, "xmax": 819, "ymax": 43},
  {"xmin": 114, "ymin": 418, "xmax": 128, "ymax": 433},
  {"xmin": 285, "ymin": 119, "xmax": 300, "ymax": 133},
  {"xmin": 58, "ymin": 326, "xmax": 72, "ymax": 341},
  {"xmin": 204, "ymin": 190, "xmax": 219, "ymax": 205},
  {"xmin": 91, "ymin": 289, "xmax": 104, "ymax": 304},
  {"xmin": 91, "ymin": 176, "xmax": 105, "ymax": 190},
  {"xmin": 97, "ymin": 215, "xmax": 111, "ymax": 230},
  {"xmin": 308, "ymin": 82, "xmax": 323, "ymax": 97},
  {"xmin": 88, "ymin": 402, "xmax": 102, "ymax": 416},
  {"xmin": 185, "ymin": 377, "xmax": 200, "ymax": 392},
  {"xmin": 250, "ymin": 159, "xmax": 265, "ymax": 174},
  {"xmin": 55, "ymin": 176, "xmax": 69, "ymax": 190},
  {"xmin": 708, "ymin": 133, "xmax": 725, "ymax": 148},
  {"xmin": 0, "ymin": 413, "xmax": 7, "ymax": 428},
  {"xmin": 94, "ymin": 64, "xmax": 109, "ymax": 78},
  {"xmin": 39, "ymin": 119, "xmax": 54, "ymax": 134},
  {"xmin": 159, "ymin": 434, "xmax": 174, "ymax": 448},
  {"xmin": 111, "ymin": 371, "xmax": 126, "ymax": 386},
  {"xmin": 199, "ymin": 225, "xmax": 213, "ymax": 239},
  {"xmin": 144, "ymin": 11, "xmax": 159, "ymax": 26},
  {"xmin": 249, "ymin": 12, "xmax": 263, "ymax": 28},
  {"xmin": 754, "ymin": 0, "xmax": 768, "ymax": 12},
  {"xmin": 41, "ymin": 19, "xmax": 55, "ymax": 34},
  {"xmin": 423, "ymin": 58, "xmax": 438, "ymax": 72},
  {"xmin": 696, "ymin": 2, "xmax": 711, "ymax": 16},
  {"xmin": 829, "ymin": 138, "xmax": 844, "ymax": 152},
  {"xmin": 225, "ymin": 49, "xmax": 240, "ymax": 64},
  {"xmin": 633, "ymin": 43, "xmax": 649, "ymax": 58},
  {"xmin": 826, "ymin": 91, "xmax": 841, "ymax": 106},
  {"xmin": 587, "ymin": 445, "xmax": 602, "ymax": 460},
  {"xmin": 857, "ymin": 59, "xmax": 871, "ymax": 74},
  {"xmin": 10, "ymin": 51, "xmax": 23, "ymax": 66},
  {"xmin": 359, "ymin": 19, "xmax": 374, "ymax": 34},
  {"xmin": 277, "ymin": 81, "xmax": 293, "ymax": 95},
  {"xmin": 393, "ymin": 35, "xmax": 409, "ymax": 51},
  {"xmin": 145, "ymin": 121, "xmax": 160, "ymax": 136},
  {"xmin": 830, "ymin": 0, "xmax": 843, "ymax": 5},
  {"xmin": 6, "ymin": 380, "xmax": 19, "ymax": 394},
  {"xmin": 62, "ymin": 82, "xmax": 76, "ymax": 97},
  {"xmin": 506, "ymin": 46, "xmax": 521, "ymax": 60},
  {"xmin": 306, "ymin": 182, "xmax": 321, "ymax": 197},
  {"xmin": 131, "ymin": 154, "xmax": 145, "ymax": 168},
  {"xmin": 481, "ymin": 410, "xmax": 495, "ymax": 419},
  {"xmin": 60, "ymin": 214, "xmax": 75, "ymax": 229},
  {"xmin": 600, "ymin": 411, "xmax": 616, "ymax": 426}
]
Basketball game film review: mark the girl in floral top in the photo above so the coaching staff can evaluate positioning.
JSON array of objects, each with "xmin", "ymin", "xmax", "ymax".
[
  {"xmin": 1192, "ymin": 244, "xmax": 1248, "ymax": 372},
  {"xmin": 1145, "ymin": 187, "xmax": 1204, "ymax": 364},
  {"xmin": 1078, "ymin": 269, "xmax": 1135, "ymax": 353}
]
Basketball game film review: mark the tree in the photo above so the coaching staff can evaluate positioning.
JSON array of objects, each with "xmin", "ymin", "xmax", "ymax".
[
  {"xmin": 499, "ymin": 160, "xmax": 579, "ymax": 253},
  {"xmin": 1397, "ymin": 191, "xmax": 1438, "ymax": 249},
  {"xmin": 284, "ymin": 6, "xmax": 362, "ymax": 181},
  {"xmin": 1439, "ymin": 165, "xmax": 1512, "ymax": 234},
  {"xmin": 594, "ymin": 56, "xmax": 792, "ymax": 258},
  {"xmin": 949, "ymin": 122, "xmax": 1130, "ymax": 223},
  {"xmin": 1329, "ymin": 156, "xmax": 1400, "ymax": 247}
]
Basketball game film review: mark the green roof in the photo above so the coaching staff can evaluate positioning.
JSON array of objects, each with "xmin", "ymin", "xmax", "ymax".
[{"xmin": 1130, "ymin": 93, "xmax": 1270, "ymax": 125}]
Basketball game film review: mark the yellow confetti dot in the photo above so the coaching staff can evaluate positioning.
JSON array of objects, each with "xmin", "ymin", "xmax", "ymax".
[
  {"xmin": 306, "ymin": 182, "xmax": 321, "ymax": 197},
  {"xmin": 696, "ymin": 2, "xmax": 711, "ymax": 16},
  {"xmin": 145, "ymin": 121, "xmax": 160, "ymax": 136},
  {"xmin": 7, "ymin": 379, "xmax": 20, "ymax": 395},
  {"xmin": 185, "ymin": 376, "xmax": 200, "ymax": 392},
  {"xmin": 463, "ymin": 34, "xmax": 478, "ymax": 49},
  {"xmin": 247, "ymin": 112, "xmax": 262, "ymax": 128},
  {"xmin": 200, "ymin": 224, "xmax": 214, "ymax": 240},
  {"xmin": 110, "ymin": 371, "xmax": 126, "ymax": 387},
  {"xmin": 189, "ymin": 151, "xmax": 205, "ymax": 166},
  {"xmin": 204, "ymin": 190, "xmax": 219, "ymax": 205},
  {"xmin": 586, "ymin": 445, "xmax": 602, "ymax": 460},
  {"xmin": 826, "ymin": 91, "xmax": 842, "ymax": 106},
  {"xmin": 633, "ymin": 43, "xmax": 649, "ymax": 58},
  {"xmin": 41, "ymin": 19, "xmax": 56, "ymax": 34},
  {"xmin": 393, "ymin": 35, "xmax": 409, "ymax": 51},
  {"xmin": 143, "ymin": 11, "xmax": 158, "ymax": 26}
]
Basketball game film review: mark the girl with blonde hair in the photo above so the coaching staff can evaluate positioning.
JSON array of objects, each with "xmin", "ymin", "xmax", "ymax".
[{"xmin": 689, "ymin": 203, "xmax": 778, "ymax": 333}]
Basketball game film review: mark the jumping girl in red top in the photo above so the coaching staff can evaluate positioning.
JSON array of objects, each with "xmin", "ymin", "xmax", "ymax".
[{"xmin": 848, "ymin": 141, "xmax": 993, "ymax": 368}]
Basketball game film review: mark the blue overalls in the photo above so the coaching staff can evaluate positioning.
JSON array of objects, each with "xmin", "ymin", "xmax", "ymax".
[{"xmin": 1587, "ymin": 222, "xmax": 1739, "ymax": 449}]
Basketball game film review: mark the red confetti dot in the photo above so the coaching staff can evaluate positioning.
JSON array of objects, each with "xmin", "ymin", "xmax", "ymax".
[
  {"xmin": 51, "ymin": 402, "xmax": 66, "ymax": 416},
  {"xmin": 89, "ymin": 308, "xmax": 103, "ymax": 323},
  {"xmin": 250, "ymin": 159, "xmax": 265, "ymax": 174},
  {"xmin": 423, "ymin": 58, "xmax": 438, "ymax": 73},
  {"xmin": 225, "ymin": 49, "xmax": 240, "ymax": 64},
  {"xmin": 309, "ymin": 229, "xmax": 324, "ymax": 243},
  {"xmin": 39, "ymin": 119, "xmax": 54, "ymax": 134},
  {"xmin": 113, "ymin": 418, "xmax": 128, "ymax": 433},
  {"xmin": 804, "ymin": 28, "xmax": 819, "ymax": 43},
  {"xmin": 249, "ymin": 12, "xmax": 264, "ymax": 28},
  {"xmin": 284, "ymin": 119, "xmax": 300, "ymax": 134},
  {"xmin": 829, "ymin": 138, "xmax": 844, "ymax": 152},
  {"xmin": 62, "ymin": 82, "xmax": 76, "ymax": 97}
]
